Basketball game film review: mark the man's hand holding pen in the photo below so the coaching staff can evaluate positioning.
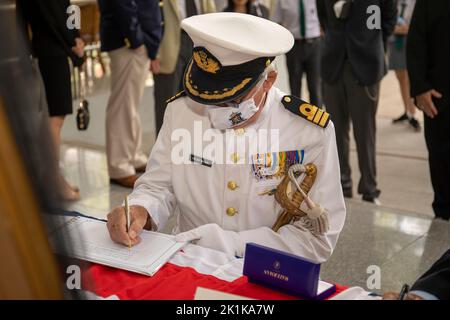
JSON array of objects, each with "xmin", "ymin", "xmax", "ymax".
[{"xmin": 106, "ymin": 205, "xmax": 153, "ymax": 247}]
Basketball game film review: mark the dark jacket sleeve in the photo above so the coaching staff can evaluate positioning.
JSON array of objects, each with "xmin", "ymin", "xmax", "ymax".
[
  {"xmin": 411, "ymin": 250, "xmax": 450, "ymax": 300},
  {"xmin": 39, "ymin": 0, "xmax": 78, "ymax": 49},
  {"xmin": 380, "ymin": 0, "xmax": 397, "ymax": 46},
  {"xmin": 110, "ymin": 0, "xmax": 162, "ymax": 59},
  {"xmin": 19, "ymin": 0, "xmax": 80, "ymax": 59},
  {"xmin": 407, "ymin": 0, "xmax": 432, "ymax": 97},
  {"xmin": 316, "ymin": 0, "xmax": 328, "ymax": 32}
]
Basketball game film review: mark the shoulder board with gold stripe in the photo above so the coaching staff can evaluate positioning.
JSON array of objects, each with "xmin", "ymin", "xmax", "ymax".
[
  {"xmin": 281, "ymin": 95, "xmax": 330, "ymax": 128},
  {"xmin": 166, "ymin": 90, "xmax": 186, "ymax": 104}
]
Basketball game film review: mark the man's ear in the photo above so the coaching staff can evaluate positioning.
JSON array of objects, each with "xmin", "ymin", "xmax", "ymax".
[{"xmin": 263, "ymin": 70, "xmax": 278, "ymax": 92}]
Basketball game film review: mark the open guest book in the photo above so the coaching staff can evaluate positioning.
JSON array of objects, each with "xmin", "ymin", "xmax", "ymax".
[{"xmin": 51, "ymin": 216, "xmax": 186, "ymax": 276}]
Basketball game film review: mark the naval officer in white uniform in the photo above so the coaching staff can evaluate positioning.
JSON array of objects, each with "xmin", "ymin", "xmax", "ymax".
[{"xmin": 107, "ymin": 13, "xmax": 346, "ymax": 263}]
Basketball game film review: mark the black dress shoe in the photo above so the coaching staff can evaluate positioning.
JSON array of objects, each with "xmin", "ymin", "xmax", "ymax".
[
  {"xmin": 409, "ymin": 117, "xmax": 421, "ymax": 132},
  {"xmin": 392, "ymin": 113, "xmax": 409, "ymax": 123}
]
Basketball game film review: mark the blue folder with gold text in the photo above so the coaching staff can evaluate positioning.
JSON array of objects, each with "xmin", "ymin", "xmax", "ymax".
[{"xmin": 243, "ymin": 243, "xmax": 336, "ymax": 300}]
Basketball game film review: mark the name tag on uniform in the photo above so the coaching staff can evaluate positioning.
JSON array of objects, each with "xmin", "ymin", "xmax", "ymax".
[
  {"xmin": 243, "ymin": 243, "xmax": 336, "ymax": 300},
  {"xmin": 190, "ymin": 154, "xmax": 213, "ymax": 167}
]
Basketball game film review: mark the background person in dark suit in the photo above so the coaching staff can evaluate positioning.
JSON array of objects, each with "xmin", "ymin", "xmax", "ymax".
[
  {"xmin": 19, "ymin": 0, "xmax": 85, "ymax": 201},
  {"xmin": 98, "ymin": 0, "xmax": 162, "ymax": 188},
  {"xmin": 317, "ymin": 0, "xmax": 397, "ymax": 204},
  {"xmin": 407, "ymin": 0, "xmax": 450, "ymax": 221}
]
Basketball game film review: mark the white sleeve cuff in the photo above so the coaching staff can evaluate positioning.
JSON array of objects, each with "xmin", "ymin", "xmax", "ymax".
[{"xmin": 126, "ymin": 198, "xmax": 166, "ymax": 231}]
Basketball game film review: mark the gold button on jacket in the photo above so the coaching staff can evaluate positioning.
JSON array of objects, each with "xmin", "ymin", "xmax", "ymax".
[
  {"xmin": 226, "ymin": 207, "xmax": 237, "ymax": 216},
  {"xmin": 227, "ymin": 181, "xmax": 238, "ymax": 190},
  {"xmin": 230, "ymin": 152, "xmax": 240, "ymax": 163}
]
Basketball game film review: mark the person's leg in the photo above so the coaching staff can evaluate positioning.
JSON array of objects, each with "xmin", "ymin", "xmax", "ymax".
[
  {"xmin": 153, "ymin": 73, "xmax": 178, "ymax": 135},
  {"xmin": 392, "ymin": 70, "xmax": 409, "ymax": 123},
  {"xmin": 177, "ymin": 32, "xmax": 194, "ymax": 91},
  {"xmin": 345, "ymin": 64, "xmax": 380, "ymax": 201},
  {"xmin": 297, "ymin": 44, "xmax": 306, "ymax": 101},
  {"xmin": 402, "ymin": 71, "xmax": 421, "ymax": 131},
  {"xmin": 285, "ymin": 41, "xmax": 302, "ymax": 96},
  {"xmin": 424, "ymin": 110, "xmax": 450, "ymax": 220},
  {"xmin": 106, "ymin": 46, "xmax": 149, "ymax": 180},
  {"xmin": 323, "ymin": 70, "xmax": 352, "ymax": 197},
  {"xmin": 395, "ymin": 70, "xmax": 414, "ymax": 115},
  {"xmin": 48, "ymin": 116, "xmax": 64, "ymax": 161},
  {"xmin": 130, "ymin": 47, "xmax": 151, "ymax": 170},
  {"xmin": 38, "ymin": 56, "xmax": 79, "ymax": 199},
  {"xmin": 392, "ymin": 69, "xmax": 419, "ymax": 131},
  {"xmin": 48, "ymin": 115, "xmax": 80, "ymax": 199},
  {"xmin": 304, "ymin": 40, "xmax": 322, "ymax": 107},
  {"xmin": 154, "ymin": 34, "xmax": 188, "ymax": 138}
]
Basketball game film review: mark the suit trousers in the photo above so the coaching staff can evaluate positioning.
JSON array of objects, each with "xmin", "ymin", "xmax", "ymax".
[
  {"xmin": 323, "ymin": 61, "xmax": 380, "ymax": 199},
  {"xmin": 154, "ymin": 32, "xmax": 194, "ymax": 135},
  {"xmin": 285, "ymin": 38, "xmax": 322, "ymax": 107},
  {"xmin": 106, "ymin": 45, "xmax": 150, "ymax": 178},
  {"xmin": 424, "ymin": 105, "xmax": 450, "ymax": 220}
]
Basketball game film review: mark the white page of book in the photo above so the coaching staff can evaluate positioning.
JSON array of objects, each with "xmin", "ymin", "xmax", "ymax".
[{"xmin": 53, "ymin": 217, "xmax": 185, "ymax": 276}]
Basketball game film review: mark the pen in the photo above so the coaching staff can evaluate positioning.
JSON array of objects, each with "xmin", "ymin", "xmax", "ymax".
[
  {"xmin": 398, "ymin": 283, "xmax": 410, "ymax": 300},
  {"xmin": 125, "ymin": 195, "xmax": 131, "ymax": 249}
]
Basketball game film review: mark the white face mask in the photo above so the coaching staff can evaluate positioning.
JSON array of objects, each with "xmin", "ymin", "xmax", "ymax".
[{"xmin": 206, "ymin": 77, "xmax": 267, "ymax": 130}]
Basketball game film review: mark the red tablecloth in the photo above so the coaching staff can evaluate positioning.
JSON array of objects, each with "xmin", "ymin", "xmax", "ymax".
[{"xmin": 83, "ymin": 262, "xmax": 348, "ymax": 300}]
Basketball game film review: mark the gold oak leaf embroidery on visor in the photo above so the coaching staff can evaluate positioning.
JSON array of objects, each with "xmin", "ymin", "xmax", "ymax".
[
  {"xmin": 184, "ymin": 60, "xmax": 253, "ymax": 100},
  {"xmin": 193, "ymin": 50, "xmax": 221, "ymax": 74}
]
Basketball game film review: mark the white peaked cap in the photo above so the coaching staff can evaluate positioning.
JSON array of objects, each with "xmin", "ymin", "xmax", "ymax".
[{"xmin": 181, "ymin": 12, "xmax": 294, "ymax": 66}]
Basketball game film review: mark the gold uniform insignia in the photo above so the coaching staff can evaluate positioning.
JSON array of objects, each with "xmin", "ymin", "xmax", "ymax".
[
  {"xmin": 165, "ymin": 90, "xmax": 186, "ymax": 104},
  {"xmin": 282, "ymin": 95, "xmax": 330, "ymax": 128},
  {"xmin": 193, "ymin": 49, "xmax": 221, "ymax": 74}
]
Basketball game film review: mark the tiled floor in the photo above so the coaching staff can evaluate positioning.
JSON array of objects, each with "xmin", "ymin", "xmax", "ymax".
[
  {"xmin": 321, "ymin": 201, "xmax": 449, "ymax": 293},
  {"xmin": 61, "ymin": 55, "xmax": 448, "ymax": 294}
]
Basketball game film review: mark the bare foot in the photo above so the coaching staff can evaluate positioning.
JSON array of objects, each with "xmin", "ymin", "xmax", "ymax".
[
  {"xmin": 70, "ymin": 184, "xmax": 80, "ymax": 192},
  {"xmin": 60, "ymin": 186, "xmax": 81, "ymax": 201},
  {"xmin": 58, "ymin": 175, "xmax": 81, "ymax": 201}
]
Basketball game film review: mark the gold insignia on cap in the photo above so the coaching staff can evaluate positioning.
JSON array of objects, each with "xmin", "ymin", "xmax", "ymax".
[
  {"xmin": 193, "ymin": 50, "xmax": 221, "ymax": 74},
  {"xmin": 184, "ymin": 60, "xmax": 252, "ymax": 100}
]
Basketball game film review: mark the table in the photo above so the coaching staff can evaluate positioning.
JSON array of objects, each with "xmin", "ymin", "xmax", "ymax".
[{"xmin": 81, "ymin": 244, "xmax": 377, "ymax": 300}]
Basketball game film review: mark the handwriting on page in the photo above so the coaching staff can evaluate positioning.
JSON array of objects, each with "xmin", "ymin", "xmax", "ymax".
[{"xmin": 82, "ymin": 241, "xmax": 138, "ymax": 261}]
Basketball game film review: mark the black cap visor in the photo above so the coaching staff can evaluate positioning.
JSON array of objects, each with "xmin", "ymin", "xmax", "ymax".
[{"xmin": 183, "ymin": 47, "xmax": 274, "ymax": 105}]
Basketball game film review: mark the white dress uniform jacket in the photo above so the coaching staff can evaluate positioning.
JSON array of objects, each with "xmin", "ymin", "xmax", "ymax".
[{"xmin": 128, "ymin": 86, "xmax": 346, "ymax": 263}]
